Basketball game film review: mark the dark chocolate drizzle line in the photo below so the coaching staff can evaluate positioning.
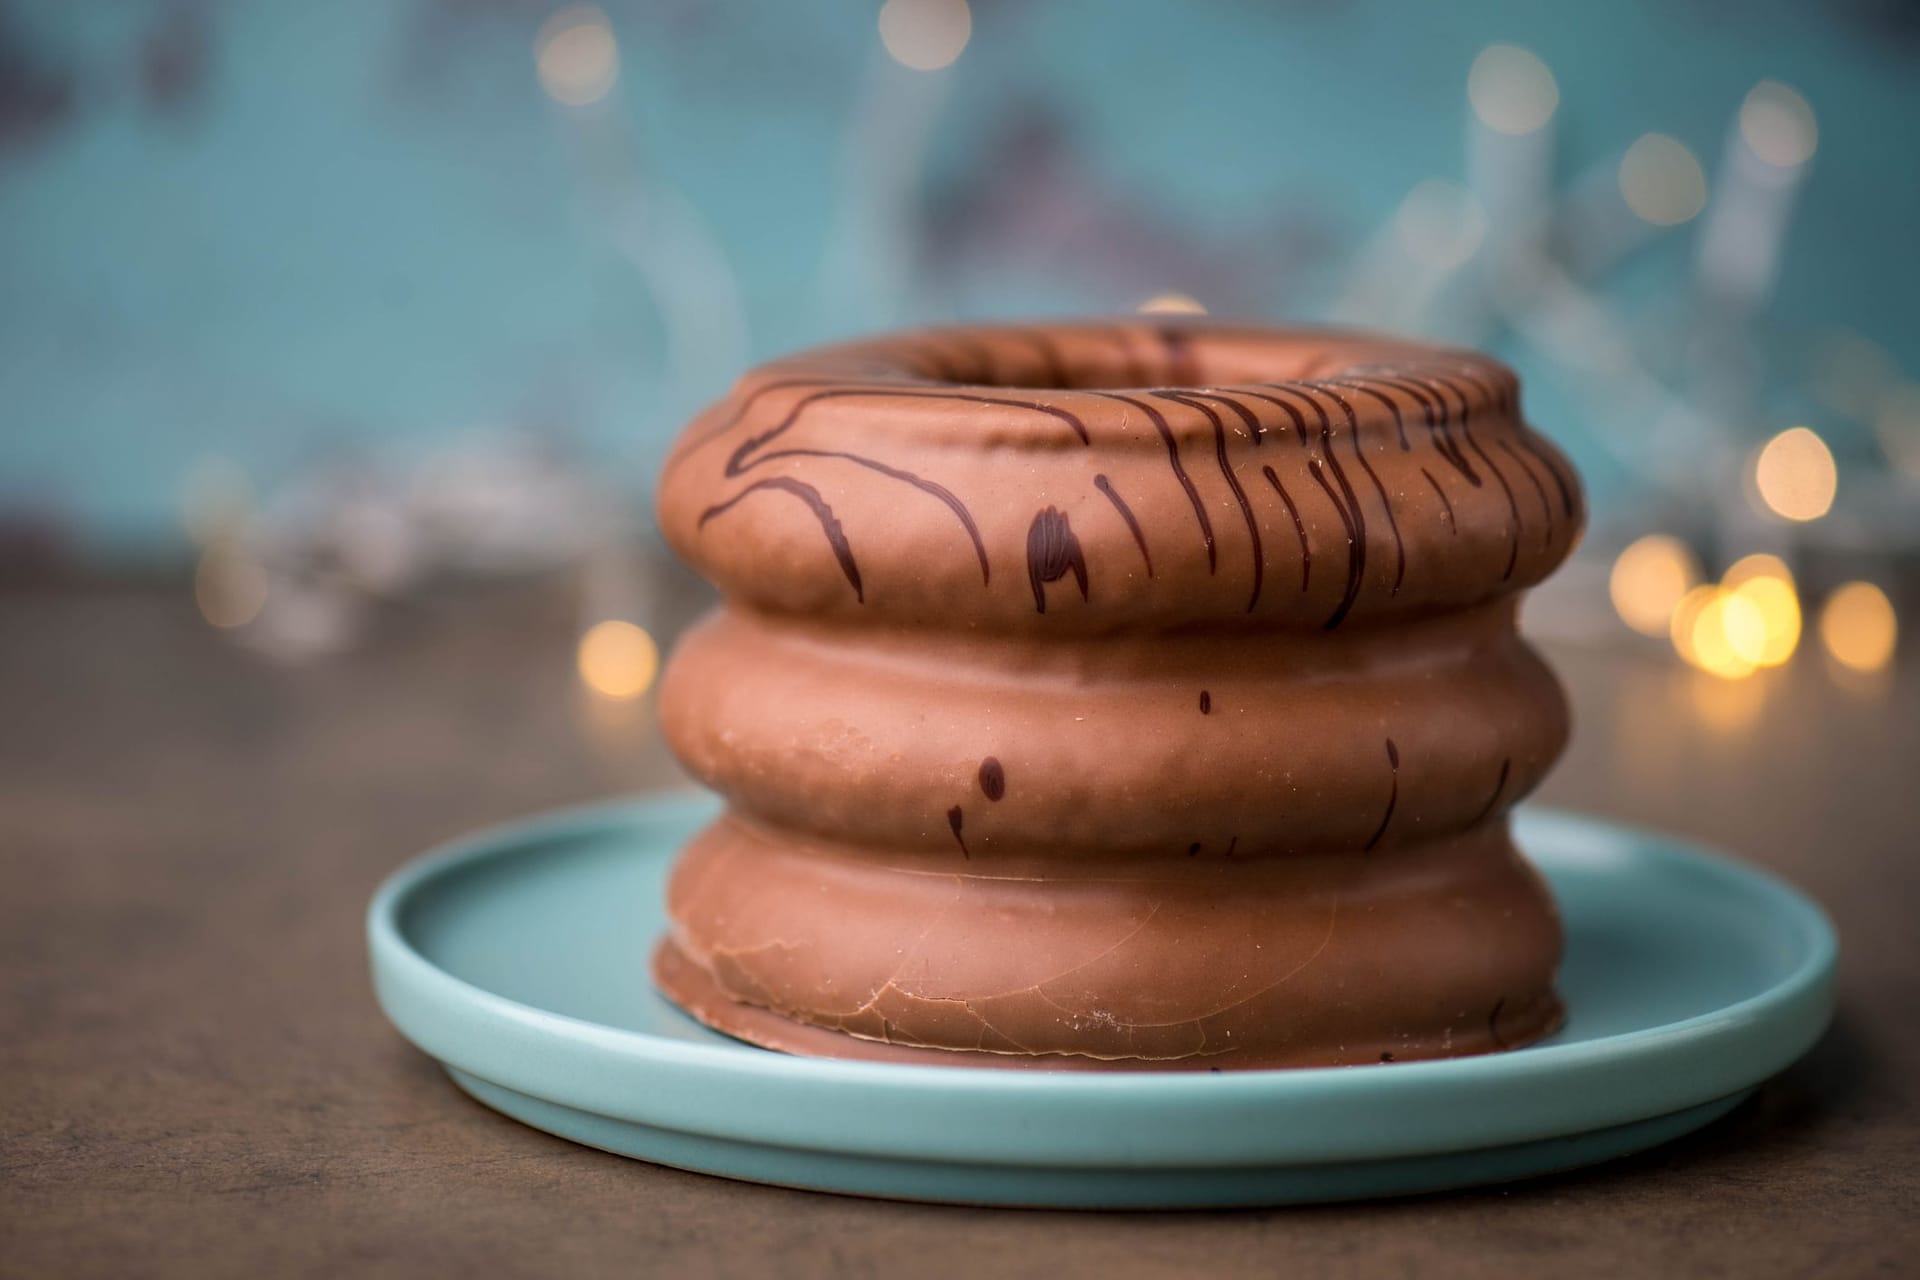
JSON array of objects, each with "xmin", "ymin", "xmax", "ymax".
[
  {"xmin": 1092, "ymin": 474, "xmax": 1153, "ymax": 576},
  {"xmin": 1087, "ymin": 392, "xmax": 1215, "ymax": 571},
  {"xmin": 1420, "ymin": 466, "xmax": 1456, "ymax": 534},
  {"xmin": 1444, "ymin": 363, "xmax": 1578, "ymax": 521},
  {"xmin": 1258, "ymin": 384, "xmax": 1367, "ymax": 628},
  {"xmin": 698, "ymin": 477, "xmax": 863, "ymax": 602},
  {"xmin": 1314, "ymin": 384, "xmax": 1406, "ymax": 594},
  {"xmin": 1154, "ymin": 392, "xmax": 1262, "ymax": 610},
  {"xmin": 1413, "ymin": 372, "xmax": 1522, "ymax": 580},
  {"xmin": 1361, "ymin": 371, "xmax": 1478, "ymax": 484},
  {"xmin": 1189, "ymin": 389, "xmax": 1266, "ymax": 445},
  {"xmin": 1025, "ymin": 506, "xmax": 1089, "ymax": 614},
  {"xmin": 1306, "ymin": 457, "xmax": 1359, "ymax": 623},
  {"xmin": 746, "ymin": 446, "xmax": 990, "ymax": 585},
  {"xmin": 947, "ymin": 806, "xmax": 968, "ymax": 858},
  {"xmin": 730, "ymin": 386, "xmax": 1089, "ymax": 462},
  {"xmin": 1468, "ymin": 757, "xmax": 1512, "ymax": 826},
  {"xmin": 721, "ymin": 385, "xmax": 1095, "ymax": 592},
  {"xmin": 1018, "ymin": 329, "xmax": 1070, "ymax": 388},
  {"xmin": 1487, "ymin": 998, "xmax": 1509, "ymax": 1051},
  {"xmin": 1105, "ymin": 327, "xmax": 1151, "ymax": 387},
  {"xmin": 1225, "ymin": 388, "xmax": 1310, "ymax": 445},
  {"xmin": 1319, "ymin": 378, "xmax": 1411, "ymax": 451},
  {"xmin": 936, "ymin": 331, "xmax": 999, "ymax": 384},
  {"xmin": 1154, "ymin": 326, "xmax": 1203, "ymax": 385},
  {"xmin": 1499, "ymin": 437, "xmax": 1553, "ymax": 548},
  {"xmin": 684, "ymin": 376, "xmax": 854, "ymax": 452},
  {"xmin": 1260, "ymin": 464, "xmax": 1311, "ymax": 591},
  {"xmin": 978, "ymin": 757, "xmax": 1005, "ymax": 801},
  {"xmin": 1365, "ymin": 738, "xmax": 1400, "ymax": 852}
]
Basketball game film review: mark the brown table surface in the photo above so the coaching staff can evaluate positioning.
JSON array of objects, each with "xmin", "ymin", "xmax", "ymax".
[{"xmin": 3, "ymin": 579, "xmax": 1915, "ymax": 1278}]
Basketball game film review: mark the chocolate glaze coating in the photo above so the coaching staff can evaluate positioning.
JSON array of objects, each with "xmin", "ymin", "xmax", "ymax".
[{"xmin": 652, "ymin": 320, "xmax": 1583, "ymax": 1069}]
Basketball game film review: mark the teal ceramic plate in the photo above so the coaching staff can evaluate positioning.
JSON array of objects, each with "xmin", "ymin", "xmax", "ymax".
[{"xmin": 368, "ymin": 794, "xmax": 1834, "ymax": 1208}]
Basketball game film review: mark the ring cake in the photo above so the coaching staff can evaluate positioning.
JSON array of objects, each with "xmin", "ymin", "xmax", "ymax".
[{"xmin": 652, "ymin": 320, "xmax": 1584, "ymax": 1070}]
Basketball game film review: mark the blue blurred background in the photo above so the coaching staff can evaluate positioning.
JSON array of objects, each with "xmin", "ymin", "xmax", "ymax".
[{"xmin": 3, "ymin": 1, "xmax": 1916, "ymax": 555}]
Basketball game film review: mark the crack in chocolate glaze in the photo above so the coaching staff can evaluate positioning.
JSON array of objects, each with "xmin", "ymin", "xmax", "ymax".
[
  {"xmin": 1364, "ymin": 738, "xmax": 1400, "ymax": 851},
  {"xmin": 1025, "ymin": 507, "xmax": 1089, "ymax": 614},
  {"xmin": 1092, "ymin": 474, "xmax": 1153, "ymax": 576},
  {"xmin": 697, "ymin": 477, "xmax": 863, "ymax": 601}
]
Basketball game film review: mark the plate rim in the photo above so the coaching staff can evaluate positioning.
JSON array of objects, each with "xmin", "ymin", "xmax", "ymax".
[{"xmin": 368, "ymin": 792, "xmax": 1836, "ymax": 1169}]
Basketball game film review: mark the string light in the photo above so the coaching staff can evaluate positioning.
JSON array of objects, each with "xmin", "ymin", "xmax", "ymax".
[
  {"xmin": 1820, "ymin": 583, "xmax": 1897, "ymax": 673},
  {"xmin": 578, "ymin": 619, "xmax": 659, "ymax": 699},
  {"xmin": 1618, "ymin": 133, "xmax": 1707, "ymax": 226},
  {"xmin": 536, "ymin": 6, "xmax": 619, "ymax": 107},
  {"xmin": 1395, "ymin": 180, "xmax": 1487, "ymax": 269},
  {"xmin": 1609, "ymin": 534, "xmax": 1699, "ymax": 637},
  {"xmin": 1739, "ymin": 81, "xmax": 1818, "ymax": 169},
  {"xmin": 1752, "ymin": 426, "xmax": 1837, "ymax": 522},
  {"xmin": 1136, "ymin": 293, "xmax": 1207, "ymax": 316},
  {"xmin": 877, "ymin": 0, "xmax": 971, "ymax": 72},
  {"xmin": 1467, "ymin": 45, "xmax": 1558, "ymax": 136}
]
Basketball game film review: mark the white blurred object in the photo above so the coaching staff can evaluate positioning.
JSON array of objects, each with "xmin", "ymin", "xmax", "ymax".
[{"xmin": 189, "ymin": 433, "xmax": 623, "ymax": 663}]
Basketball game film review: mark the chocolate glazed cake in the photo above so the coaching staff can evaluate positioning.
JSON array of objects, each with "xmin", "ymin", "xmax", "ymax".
[{"xmin": 652, "ymin": 320, "xmax": 1585, "ymax": 1070}]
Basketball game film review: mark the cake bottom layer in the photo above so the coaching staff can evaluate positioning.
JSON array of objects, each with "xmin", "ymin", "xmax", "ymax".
[{"xmin": 653, "ymin": 816, "xmax": 1564, "ymax": 1070}]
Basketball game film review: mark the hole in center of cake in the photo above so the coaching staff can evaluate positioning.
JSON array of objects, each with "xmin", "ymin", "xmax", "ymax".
[{"xmin": 916, "ymin": 326, "xmax": 1342, "ymax": 391}]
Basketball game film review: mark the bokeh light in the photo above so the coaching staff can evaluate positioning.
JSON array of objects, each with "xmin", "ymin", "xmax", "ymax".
[
  {"xmin": 1723, "ymin": 555, "xmax": 1801, "ymax": 667},
  {"xmin": 536, "ymin": 6, "xmax": 620, "ymax": 107},
  {"xmin": 578, "ymin": 619, "xmax": 659, "ymax": 699},
  {"xmin": 195, "ymin": 543, "xmax": 268, "ymax": 630},
  {"xmin": 1820, "ymin": 582, "xmax": 1897, "ymax": 673},
  {"xmin": 878, "ymin": 0, "xmax": 972, "ymax": 72},
  {"xmin": 1468, "ymin": 45, "xmax": 1559, "ymax": 136},
  {"xmin": 1618, "ymin": 133, "xmax": 1707, "ymax": 226},
  {"xmin": 1609, "ymin": 533, "xmax": 1699, "ymax": 637},
  {"xmin": 1395, "ymin": 179, "xmax": 1487, "ymax": 269},
  {"xmin": 1136, "ymin": 293, "xmax": 1208, "ymax": 316},
  {"xmin": 1752, "ymin": 426, "xmax": 1837, "ymax": 522},
  {"xmin": 1739, "ymin": 80, "xmax": 1818, "ymax": 168}
]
